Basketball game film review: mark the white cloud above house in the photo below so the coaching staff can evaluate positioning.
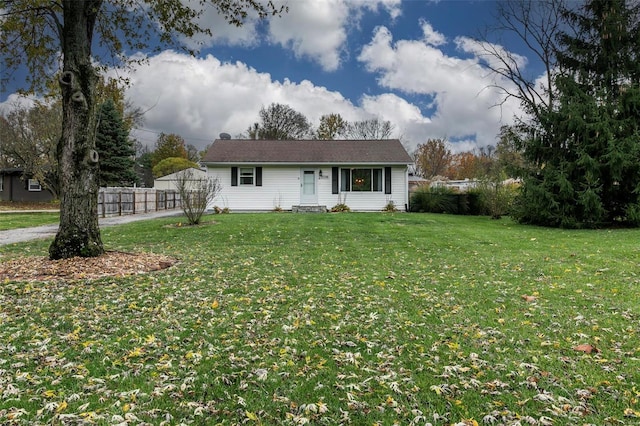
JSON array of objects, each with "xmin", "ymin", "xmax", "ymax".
[
  {"xmin": 122, "ymin": 51, "xmax": 373, "ymax": 149},
  {"xmin": 357, "ymin": 21, "xmax": 522, "ymax": 150},
  {"xmin": 1, "ymin": 2, "xmax": 539, "ymax": 157},
  {"xmin": 266, "ymin": 0, "xmax": 351, "ymax": 72}
]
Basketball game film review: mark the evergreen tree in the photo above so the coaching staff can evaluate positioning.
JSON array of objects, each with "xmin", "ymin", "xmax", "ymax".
[
  {"xmin": 96, "ymin": 100, "xmax": 138, "ymax": 187},
  {"xmin": 515, "ymin": 0, "xmax": 640, "ymax": 228}
]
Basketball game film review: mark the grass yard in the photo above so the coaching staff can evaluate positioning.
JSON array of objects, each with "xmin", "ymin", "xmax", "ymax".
[
  {"xmin": 1, "ymin": 213, "xmax": 639, "ymax": 425},
  {"xmin": 0, "ymin": 212, "xmax": 59, "ymax": 231}
]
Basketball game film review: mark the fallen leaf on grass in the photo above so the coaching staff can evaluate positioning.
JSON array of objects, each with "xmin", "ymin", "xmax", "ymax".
[
  {"xmin": 573, "ymin": 344, "xmax": 599, "ymax": 354},
  {"xmin": 0, "ymin": 251, "xmax": 177, "ymax": 282}
]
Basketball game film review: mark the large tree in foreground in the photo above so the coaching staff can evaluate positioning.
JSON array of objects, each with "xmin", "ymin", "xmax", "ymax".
[
  {"xmin": 515, "ymin": 0, "xmax": 640, "ymax": 228},
  {"xmin": 1, "ymin": 0, "xmax": 284, "ymax": 259}
]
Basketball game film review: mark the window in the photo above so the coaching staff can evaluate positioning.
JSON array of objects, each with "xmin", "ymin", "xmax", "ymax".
[
  {"xmin": 28, "ymin": 179, "xmax": 42, "ymax": 192},
  {"xmin": 231, "ymin": 167, "xmax": 262, "ymax": 186},
  {"xmin": 239, "ymin": 167, "xmax": 254, "ymax": 185},
  {"xmin": 341, "ymin": 168, "xmax": 383, "ymax": 192}
]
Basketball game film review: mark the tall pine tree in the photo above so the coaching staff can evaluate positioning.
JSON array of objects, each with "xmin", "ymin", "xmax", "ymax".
[
  {"xmin": 516, "ymin": 0, "xmax": 640, "ymax": 228},
  {"xmin": 96, "ymin": 100, "xmax": 138, "ymax": 187}
]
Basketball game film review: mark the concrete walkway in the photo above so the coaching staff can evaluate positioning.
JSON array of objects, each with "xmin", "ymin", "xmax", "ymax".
[{"xmin": 0, "ymin": 209, "xmax": 183, "ymax": 246}]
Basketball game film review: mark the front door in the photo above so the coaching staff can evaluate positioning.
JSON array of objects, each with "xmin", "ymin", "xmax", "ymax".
[{"xmin": 300, "ymin": 169, "xmax": 317, "ymax": 204}]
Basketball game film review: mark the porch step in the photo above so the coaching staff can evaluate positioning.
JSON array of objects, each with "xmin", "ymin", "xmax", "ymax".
[{"xmin": 292, "ymin": 205, "xmax": 327, "ymax": 213}]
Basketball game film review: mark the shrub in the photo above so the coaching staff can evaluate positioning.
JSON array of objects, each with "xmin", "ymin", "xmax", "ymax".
[
  {"xmin": 473, "ymin": 180, "xmax": 519, "ymax": 219},
  {"xmin": 382, "ymin": 200, "xmax": 398, "ymax": 212},
  {"xmin": 330, "ymin": 203, "xmax": 351, "ymax": 212},
  {"xmin": 331, "ymin": 193, "xmax": 350, "ymax": 212},
  {"xmin": 470, "ymin": 181, "xmax": 519, "ymax": 219},
  {"xmin": 175, "ymin": 169, "xmax": 222, "ymax": 225},
  {"xmin": 410, "ymin": 186, "xmax": 458, "ymax": 214}
]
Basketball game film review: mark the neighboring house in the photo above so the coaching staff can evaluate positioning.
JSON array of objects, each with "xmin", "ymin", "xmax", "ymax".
[
  {"xmin": 201, "ymin": 139, "xmax": 413, "ymax": 211},
  {"xmin": 0, "ymin": 168, "xmax": 54, "ymax": 202},
  {"xmin": 430, "ymin": 178, "xmax": 480, "ymax": 192},
  {"xmin": 408, "ymin": 173, "xmax": 429, "ymax": 194},
  {"xmin": 154, "ymin": 167, "xmax": 208, "ymax": 191}
]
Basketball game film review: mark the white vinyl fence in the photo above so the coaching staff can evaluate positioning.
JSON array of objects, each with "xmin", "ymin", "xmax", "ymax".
[{"xmin": 98, "ymin": 187, "xmax": 181, "ymax": 217}]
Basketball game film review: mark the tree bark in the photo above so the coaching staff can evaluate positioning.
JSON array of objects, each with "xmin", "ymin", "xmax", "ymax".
[{"xmin": 49, "ymin": 0, "xmax": 105, "ymax": 259}]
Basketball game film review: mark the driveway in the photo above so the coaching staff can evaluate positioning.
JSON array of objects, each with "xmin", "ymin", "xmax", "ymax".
[{"xmin": 0, "ymin": 209, "xmax": 183, "ymax": 246}]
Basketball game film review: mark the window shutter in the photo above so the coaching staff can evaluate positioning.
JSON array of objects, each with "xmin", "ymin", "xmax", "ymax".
[
  {"xmin": 385, "ymin": 167, "xmax": 392, "ymax": 194},
  {"xmin": 332, "ymin": 167, "xmax": 339, "ymax": 194},
  {"xmin": 341, "ymin": 169, "xmax": 351, "ymax": 192},
  {"xmin": 256, "ymin": 167, "xmax": 262, "ymax": 186},
  {"xmin": 231, "ymin": 167, "xmax": 238, "ymax": 186}
]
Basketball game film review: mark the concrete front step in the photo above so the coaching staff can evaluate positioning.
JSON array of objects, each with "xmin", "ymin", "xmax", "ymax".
[{"xmin": 292, "ymin": 205, "xmax": 327, "ymax": 213}]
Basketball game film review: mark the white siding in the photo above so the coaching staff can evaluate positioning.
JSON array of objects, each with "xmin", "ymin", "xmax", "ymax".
[
  {"xmin": 207, "ymin": 166, "xmax": 300, "ymax": 210},
  {"xmin": 154, "ymin": 168, "xmax": 207, "ymax": 191},
  {"xmin": 321, "ymin": 166, "xmax": 407, "ymax": 211},
  {"xmin": 206, "ymin": 165, "xmax": 408, "ymax": 211}
]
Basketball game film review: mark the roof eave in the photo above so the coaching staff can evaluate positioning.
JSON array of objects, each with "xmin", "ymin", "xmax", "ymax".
[{"xmin": 202, "ymin": 161, "xmax": 412, "ymax": 166}]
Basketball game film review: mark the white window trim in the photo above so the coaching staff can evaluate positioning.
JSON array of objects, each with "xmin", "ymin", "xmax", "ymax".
[
  {"xmin": 239, "ymin": 167, "xmax": 255, "ymax": 186},
  {"xmin": 341, "ymin": 168, "xmax": 383, "ymax": 192},
  {"xmin": 28, "ymin": 179, "xmax": 42, "ymax": 192}
]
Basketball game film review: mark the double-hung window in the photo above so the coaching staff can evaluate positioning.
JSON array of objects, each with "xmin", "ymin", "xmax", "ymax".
[
  {"xmin": 231, "ymin": 166, "xmax": 262, "ymax": 187},
  {"xmin": 340, "ymin": 168, "xmax": 383, "ymax": 192},
  {"xmin": 28, "ymin": 179, "xmax": 42, "ymax": 192},
  {"xmin": 239, "ymin": 167, "xmax": 254, "ymax": 185}
]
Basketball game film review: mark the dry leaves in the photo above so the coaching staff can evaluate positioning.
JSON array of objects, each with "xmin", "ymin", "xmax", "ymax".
[
  {"xmin": 0, "ymin": 251, "xmax": 177, "ymax": 282},
  {"xmin": 573, "ymin": 344, "xmax": 599, "ymax": 354}
]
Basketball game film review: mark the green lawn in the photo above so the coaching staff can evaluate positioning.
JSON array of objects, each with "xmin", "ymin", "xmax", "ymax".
[
  {"xmin": 0, "ymin": 212, "xmax": 59, "ymax": 231},
  {"xmin": 1, "ymin": 213, "xmax": 639, "ymax": 425}
]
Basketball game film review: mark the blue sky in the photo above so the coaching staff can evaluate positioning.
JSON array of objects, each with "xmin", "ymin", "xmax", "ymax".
[{"xmin": 1, "ymin": 0, "xmax": 542, "ymax": 154}]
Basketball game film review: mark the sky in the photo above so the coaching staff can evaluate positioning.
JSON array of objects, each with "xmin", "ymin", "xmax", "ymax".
[{"xmin": 0, "ymin": 0, "xmax": 544, "ymax": 155}]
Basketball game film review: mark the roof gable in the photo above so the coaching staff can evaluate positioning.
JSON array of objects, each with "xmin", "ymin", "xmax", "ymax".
[
  {"xmin": 202, "ymin": 139, "xmax": 413, "ymax": 165},
  {"xmin": 154, "ymin": 167, "xmax": 206, "ymax": 181}
]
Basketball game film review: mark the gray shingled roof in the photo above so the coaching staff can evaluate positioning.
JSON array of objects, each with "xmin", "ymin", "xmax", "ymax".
[{"xmin": 201, "ymin": 139, "xmax": 413, "ymax": 164}]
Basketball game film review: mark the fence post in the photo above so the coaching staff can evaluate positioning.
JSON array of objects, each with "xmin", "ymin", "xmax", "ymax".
[
  {"xmin": 132, "ymin": 191, "xmax": 136, "ymax": 215},
  {"xmin": 144, "ymin": 191, "xmax": 148, "ymax": 213},
  {"xmin": 118, "ymin": 191, "xmax": 122, "ymax": 216}
]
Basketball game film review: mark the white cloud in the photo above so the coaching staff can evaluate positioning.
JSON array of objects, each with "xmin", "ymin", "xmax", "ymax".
[
  {"xmin": 358, "ymin": 23, "xmax": 523, "ymax": 151},
  {"xmin": 266, "ymin": 0, "xmax": 403, "ymax": 71},
  {"xmin": 454, "ymin": 36, "xmax": 528, "ymax": 71},
  {"xmin": 361, "ymin": 0, "xmax": 403, "ymax": 21},
  {"xmin": 175, "ymin": 0, "xmax": 405, "ymax": 72},
  {"xmin": 177, "ymin": 0, "xmax": 261, "ymax": 49},
  {"xmin": 267, "ymin": 0, "xmax": 350, "ymax": 71},
  {"xmin": 0, "ymin": 94, "xmax": 38, "ymax": 115},
  {"xmin": 420, "ymin": 19, "xmax": 446, "ymax": 47},
  {"xmin": 123, "ymin": 51, "xmax": 370, "ymax": 150},
  {"xmin": 121, "ymin": 51, "xmax": 444, "ymax": 154},
  {"xmin": 172, "ymin": 0, "xmax": 405, "ymax": 72}
]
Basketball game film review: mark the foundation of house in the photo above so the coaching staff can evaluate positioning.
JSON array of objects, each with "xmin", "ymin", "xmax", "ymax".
[{"xmin": 292, "ymin": 205, "xmax": 327, "ymax": 213}]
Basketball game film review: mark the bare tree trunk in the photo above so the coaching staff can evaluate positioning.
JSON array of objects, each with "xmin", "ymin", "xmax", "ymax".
[{"xmin": 49, "ymin": 0, "xmax": 105, "ymax": 259}]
